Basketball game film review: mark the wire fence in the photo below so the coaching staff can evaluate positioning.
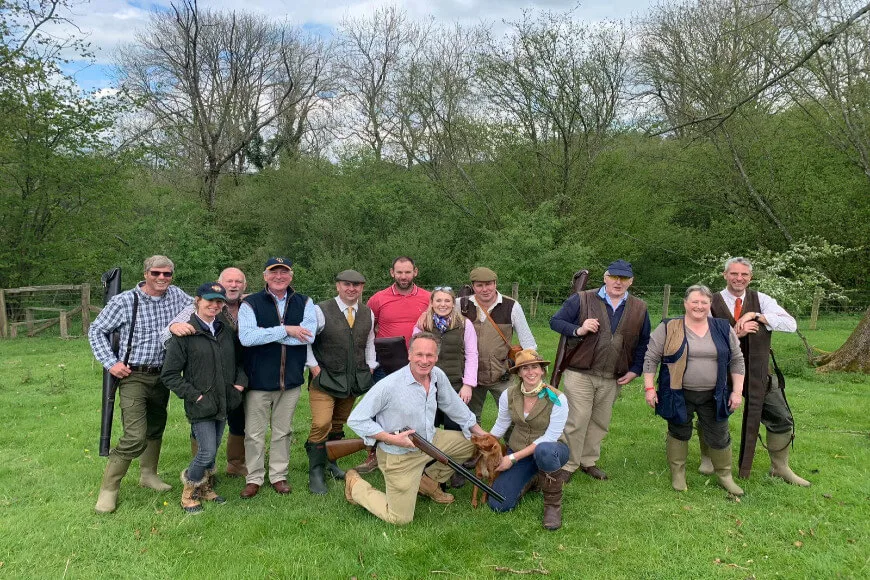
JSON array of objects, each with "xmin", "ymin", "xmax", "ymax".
[{"xmin": 1, "ymin": 281, "xmax": 867, "ymax": 339}]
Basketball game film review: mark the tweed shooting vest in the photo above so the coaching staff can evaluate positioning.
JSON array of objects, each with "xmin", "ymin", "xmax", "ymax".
[
  {"xmin": 565, "ymin": 291, "xmax": 647, "ymax": 378},
  {"xmin": 506, "ymin": 384, "xmax": 561, "ymax": 452},
  {"xmin": 311, "ymin": 299, "xmax": 374, "ymax": 398},
  {"xmin": 461, "ymin": 296, "xmax": 515, "ymax": 385}
]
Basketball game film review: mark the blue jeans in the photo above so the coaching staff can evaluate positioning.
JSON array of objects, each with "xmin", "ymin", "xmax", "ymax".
[
  {"xmin": 189, "ymin": 420, "xmax": 226, "ymax": 482},
  {"xmin": 488, "ymin": 441, "xmax": 569, "ymax": 512}
]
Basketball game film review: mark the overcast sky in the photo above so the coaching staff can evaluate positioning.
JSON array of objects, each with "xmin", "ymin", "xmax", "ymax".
[{"xmin": 57, "ymin": 0, "xmax": 655, "ymax": 91}]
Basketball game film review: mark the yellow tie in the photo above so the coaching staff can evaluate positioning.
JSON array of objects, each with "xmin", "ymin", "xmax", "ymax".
[{"xmin": 346, "ymin": 306, "xmax": 355, "ymax": 328}]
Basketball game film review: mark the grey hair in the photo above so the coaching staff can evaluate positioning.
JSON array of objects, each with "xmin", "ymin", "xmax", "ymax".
[
  {"xmin": 723, "ymin": 256, "xmax": 753, "ymax": 274},
  {"xmin": 144, "ymin": 255, "xmax": 174, "ymax": 272},
  {"xmin": 409, "ymin": 331, "xmax": 441, "ymax": 355},
  {"xmin": 684, "ymin": 284, "xmax": 713, "ymax": 301}
]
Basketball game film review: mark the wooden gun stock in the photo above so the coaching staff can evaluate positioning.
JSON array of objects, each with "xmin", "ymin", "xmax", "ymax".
[
  {"xmin": 326, "ymin": 438, "xmax": 366, "ymax": 462},
  {"xmin": 551, "ymin": 269, "xmax": 589, "ymax": 388}
]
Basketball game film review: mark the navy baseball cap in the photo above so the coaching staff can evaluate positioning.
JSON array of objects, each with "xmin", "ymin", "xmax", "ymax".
[
  {"xmin": 606, "ymin": 260, "xmax": 634, "ymax": 277},
  {"xmin": 265, "ymin": 257, "xmax": 293, "ymax": 270},
  {"xmin": 197, "ymin": 282, "xmax": 228, "ymax": 301}
]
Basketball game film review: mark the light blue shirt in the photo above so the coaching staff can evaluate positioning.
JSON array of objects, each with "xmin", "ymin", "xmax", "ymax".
[
  {"xmin": 237, "ymin": 288, "xmax": 317, "ymax": 347},
  {"xmin": 348, "ymin": 365, "xmax": 477, "ymax": 455},
  {"xmin": 598, "ymin": 285, "xmax": 628, "ymax": 309}
]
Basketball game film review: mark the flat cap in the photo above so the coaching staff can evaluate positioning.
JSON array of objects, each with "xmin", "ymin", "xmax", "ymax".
[
  {"xmin": 606, "ymin": 259, "xmax": 634, "ymax": 277},
  {"xmin": 336, "ymin": 269, "xmax": 366, "ymax": 283},
  {"xmin": 470, "ymin": 267, "xmax": 497, "ymax": 282}
]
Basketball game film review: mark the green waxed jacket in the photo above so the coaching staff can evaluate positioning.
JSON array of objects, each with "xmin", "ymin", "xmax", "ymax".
[{"xmin": 162, "ymin": 313, "xmax": 247, "ymax": 423}]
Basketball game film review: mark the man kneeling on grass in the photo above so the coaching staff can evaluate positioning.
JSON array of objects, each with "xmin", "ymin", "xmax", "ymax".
[{"xmin": 345, "ymin": 332, "xmax": 488, "ymax": 524}]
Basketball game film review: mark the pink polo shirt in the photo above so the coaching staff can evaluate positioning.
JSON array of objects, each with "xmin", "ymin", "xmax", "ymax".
[{"xmin": 366, "ymin": 284, "xmax": 431, "ymax": 346}]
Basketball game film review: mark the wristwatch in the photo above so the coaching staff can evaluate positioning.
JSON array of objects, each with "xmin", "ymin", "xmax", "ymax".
[{"xmin": 508, "ymin": 453, "xmax": 517, "ymax": 465}]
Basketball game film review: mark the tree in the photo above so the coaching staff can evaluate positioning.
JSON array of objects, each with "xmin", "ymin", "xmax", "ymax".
[{"xmin": 117, "ymin": 0, "xmax": 328, "ymax": 209}]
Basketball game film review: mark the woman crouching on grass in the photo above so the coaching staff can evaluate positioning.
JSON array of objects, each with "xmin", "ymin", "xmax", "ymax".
[
  {"xmin": 162, "ymin": 282, "xmax": 247, "ymax": 513},
  {"xmin": 643, "ymin": 285, "xmax": 744, "ymax": 495},
  {"xmin": 487, "ymin": 349, "xmax": 569, "ymax": 531}
]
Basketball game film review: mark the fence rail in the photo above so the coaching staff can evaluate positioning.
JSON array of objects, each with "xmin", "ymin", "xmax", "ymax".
[{"xmin": 1, "ymin": 281, "xmax": 867, "ymax": 339}]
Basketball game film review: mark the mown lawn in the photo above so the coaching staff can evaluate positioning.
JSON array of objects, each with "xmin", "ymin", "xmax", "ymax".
[{"xmin": 0, "ymin": 317, "xmax": 867, "ymax": 579}]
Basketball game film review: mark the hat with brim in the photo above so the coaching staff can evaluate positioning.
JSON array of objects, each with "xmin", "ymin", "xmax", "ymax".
[
  {"xmin": 336, "ymin": 269, "xmax": 366, "ymax": 283},
  {"xmin": 265, "ymin": 257, "xmax": 293, "ymax": 271},
  {"xmin": 509, "ymin": 349, "xmax": 551, "ymax": 373},
  {"xmin": 197, "ymin": 282, "xmax": 227, "ymax": 301}
]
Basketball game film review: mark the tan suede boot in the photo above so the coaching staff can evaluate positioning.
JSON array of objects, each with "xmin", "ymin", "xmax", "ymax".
[
  {"xmin": 139, "ymin": 438, "xmax": 172, "ymax": 491},
  {"xmin": 708, "ymin": 446, "xmax": 744, "ymax": 496},
  {"xmin": 767, "ymin": 432, "xmax": 811, "ymax": 487},
  {"xmin": 540, "ymin": 471, "xmax": 563, "ymax": 531},
  {"xmin": 180, "ymin": 469, "xmax": 206, "ymax": 514},
  {"xmin": 95, "ymin": 456, "xmax": 131, "ymax": 514},
  {"xmin": 417, "ymin": 474, "xmax": 454, "ymax": 504},
  {"xmin": 666, "ymin": 434, "xmax": 688, "ymax": 491},
  {"xmin": 197, "ymin": 469, "xmax": 226, "ymax": 503},
  {"xmin": 225, "ymin": 434, "xmax": 247, "ymax": 477}
]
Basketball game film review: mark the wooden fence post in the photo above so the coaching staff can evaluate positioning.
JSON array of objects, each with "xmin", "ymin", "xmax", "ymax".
[
  {"xmin": 662, "ymin": 284, "xmax": 671, "ymax": 319},
  {"xmin": 511, "ymin": 282, "xmax": 519, "ymax": 302},
  {"xmin": 0, "ymin": 289, "xmax": 7, "ymax": 338},
  {"xmin": 25, "ymin": 308, "xmax": 34, "ymax": 334},
  {"xmin": 59, "ymin": 310, "xmax": 69, "ymax": 339},
  {"xmin": 81, "ymin": 283, "xmax": 91, "ymax": 335},
  {"xmin": 809, "ymin": 287, "xmax": 823, "ymax": 330}
]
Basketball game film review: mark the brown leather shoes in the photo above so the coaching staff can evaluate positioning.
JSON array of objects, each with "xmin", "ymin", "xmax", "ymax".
[
  {"xmin": 417, "ymin": 474, "xmax": 454, "ymax": 504},
  {"xmin": 345, "ymin": 469, "xmax": 361, "ymax": 505},
  {"xmin": 581, "ymin": 465, "xmax": 608, "ymax": 480},
  {"xmin": 354, "ymin": 447, "xmax": 379, "ymax": 474},
  {"xmin": 271, "ymin": 480, "xmax": 292, "ymax": 495},
  {"xmin": 240, "ymin": 483, "xmax": 260, "ymax": 498}
]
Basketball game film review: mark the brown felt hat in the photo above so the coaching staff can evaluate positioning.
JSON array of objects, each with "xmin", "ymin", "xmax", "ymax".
[
  {"xmin": 470, "ymin": 267, "xmax": 497, "ymax": 282},
  {"xmin": 509, "ymin": 349, "xmax": 551, "ymax": 373}
]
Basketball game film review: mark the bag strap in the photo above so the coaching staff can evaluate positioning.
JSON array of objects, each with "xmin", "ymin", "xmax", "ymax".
[
  {"xmin": 123, "ymin": 291, "xmax": 139, "ymax": 366},
  {"xmin": 480, "ymin": 303, "xmax": 513, "ymax": 348}
]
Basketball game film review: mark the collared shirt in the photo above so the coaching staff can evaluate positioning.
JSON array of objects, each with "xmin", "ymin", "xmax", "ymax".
[
  {"xmin": 88, "ymin": 283, "xmax": 193, "ymax": 370},
  {"xmin": 465, "ymin": 293, "xmax": 537, "ymax": 350},
  {"xmin": 237, "ymin": 289, "xmax": 317, "ymax": 347},
  {"xmin": 490, "ymin": 388, "xmax": 569, "ymax": 446},
  {"xmin": 719, "ymin": 290, "xmax": 797, "ymax": 333},
  {"xmin": 347, "ymin": 365, "xmax": 477, "ymax": 455},
  {"xmin": 366, "ymin": 284, "xmax": 431, "ymax": 345},
  {"xmin": 305, "ymin": 296, "xmax": 377, "ymax": 369},
  {"xmin": 194, "ymin": 314, "xmax": 217, "ymax": 336},
  {"xmin": 598, "ymin": 285, "xmax": 628, "ymax": 309}
]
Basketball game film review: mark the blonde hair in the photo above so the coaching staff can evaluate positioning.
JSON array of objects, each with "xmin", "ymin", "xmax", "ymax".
[{"xmin": 418, "ymin": 288, "xmax": 464, "ymax": 332}]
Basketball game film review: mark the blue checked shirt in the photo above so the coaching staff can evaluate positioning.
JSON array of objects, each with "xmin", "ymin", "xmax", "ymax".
[{"xmin": 88, "ymin": 283, "xmax": 193, "ymax": 370}]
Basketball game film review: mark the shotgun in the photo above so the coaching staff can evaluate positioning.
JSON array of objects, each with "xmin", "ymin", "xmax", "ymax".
[
  {"xmin": 98, "ymin": 267, "xmax": 122, "ymax": 457},
  {"xmin": 550, "ymin": 270, "xmax": 590, "ymax": 388},
  {"xmin": 404, "ymin": 428, "xmax": 505, "ymax": 503},
  {"xmin": 326, "ymin": 438, "xmax": 367, "ymax": 462}
]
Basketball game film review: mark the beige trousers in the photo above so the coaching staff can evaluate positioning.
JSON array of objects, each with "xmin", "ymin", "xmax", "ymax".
[
  {"xmin": 244, "ymin": 388, "xmax": 302, "ymax": 485},
  {"xmin": 350, "ymin": 429, "xmax": 476, "ymax": 525},
  {"xmin": 308, "ymin": 385, "xmax": 355, "ymax": 443},
  {"xmin": 562, "ymin": 370, "xmax": 619, "ymax": 472}
]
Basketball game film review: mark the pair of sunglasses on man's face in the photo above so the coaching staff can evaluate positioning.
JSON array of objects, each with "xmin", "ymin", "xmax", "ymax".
[{"xmin": 149, "ymin": 270, "xmax": 173, "ymax": 278}]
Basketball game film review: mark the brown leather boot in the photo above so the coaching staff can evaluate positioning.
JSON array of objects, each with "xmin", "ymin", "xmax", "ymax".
[
  {"xmin": 540, "ymin": 471, "xmax": 563, "ymax": 531},
  {"xmin": 197, "ymin": 469, "xmax": 226, "ymax": 503},
  {"xmin": 417, "ymin": 474, "xmax": 454, "ymax": 504},
  {"xmin": 225, "ymin": 434, "xmax": 247, "ymax": 477},
  {"xmin": 354, "ymin": 446, "xmax": 379, "ymax": 474},
  {"xmin": 180, "ymin": 469, "xmax": 205, "ymax": 514}
]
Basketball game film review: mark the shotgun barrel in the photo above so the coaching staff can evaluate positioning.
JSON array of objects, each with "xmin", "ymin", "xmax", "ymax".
[
  {"xmin": 551, "ymin": 269, "xmax": 589, "ymax": 388},
  {"xmin": 98, "ymin": 268, "xmax": 122, "ymax": 457}
]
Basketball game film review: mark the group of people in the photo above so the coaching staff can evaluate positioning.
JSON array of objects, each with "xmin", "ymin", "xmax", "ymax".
[{"xmin": 89, "ymin": 254, "xmax": 809, "ymax": 529}]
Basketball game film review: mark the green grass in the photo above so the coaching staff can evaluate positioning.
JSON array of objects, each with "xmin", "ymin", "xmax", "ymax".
[{"xmin": 0, "ymin": 317, "xmax": 868, "ymax": 579}]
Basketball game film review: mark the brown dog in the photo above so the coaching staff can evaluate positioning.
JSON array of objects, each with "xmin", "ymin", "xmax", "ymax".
[{"xmin": 470, "ymin": 433, "xmax": 505, "ymax": 508}]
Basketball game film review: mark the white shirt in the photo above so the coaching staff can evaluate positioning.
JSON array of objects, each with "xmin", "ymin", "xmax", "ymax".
[
  {"xmin": 466, "ymin": 293, "xmax": 537, "ymax": 349},
  {"xmin": 719, "ymin": 289, "xmax": 797, "ymax": 333}
]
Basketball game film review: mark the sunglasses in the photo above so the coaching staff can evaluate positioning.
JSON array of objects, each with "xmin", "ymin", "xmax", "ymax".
[
  {"xmin": 149, "ymin": 270, "xmax": 174, "ymax": 278},
  {"xmin": 606, "ymin": 275, "xmax": 632, "ymax": 282},
  {"xmin": 433, "ymin": 286, "xmax": 453, "ymax": 292}
]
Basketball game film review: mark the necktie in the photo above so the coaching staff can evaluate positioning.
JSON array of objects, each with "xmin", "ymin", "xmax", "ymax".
[
  {"xmin": 734, "ymin": 297, "xmax": 743, "ymax": 321},
  {"xmin": 346, "ymin": 306, "xmax": 355, "ymax": 328}
]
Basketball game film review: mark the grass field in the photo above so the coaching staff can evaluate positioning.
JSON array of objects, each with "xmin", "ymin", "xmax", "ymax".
[{"xmin": 1, "ymin": 318, "xmax": 868, "ymax": 579}]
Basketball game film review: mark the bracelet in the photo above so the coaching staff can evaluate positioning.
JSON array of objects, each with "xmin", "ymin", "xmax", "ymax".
[
  {"xmin": 508, "ymin": 453, "xmax": 517, "ymax": 465},
  {"xmin": 644, "ymin": 387, "xmax": 655, "ymax": 391}
]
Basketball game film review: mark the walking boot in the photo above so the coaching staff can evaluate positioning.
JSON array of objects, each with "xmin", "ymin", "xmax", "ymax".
[
  {"xmin": 197, "ymin": 469, "xmax": 226, "ymax": 504},
  {"xmin": 708, "ymin": 446, "xmax": 744, "ymax": 496},
  {"xmin": 540, "ymin": 471, "xmax": 563, "ymax": 531},
  {"xmin": 139, "ymin": 438, "xmax": 172, "ymax": 492},
  {"xmin": 225, "ymin": 434, "xmax": 248, "ymax": 478},
  {"xmin": 95, "ymin": 456, "xmax": 132, "ymax": 514},
  {"xmin": 344, "ymin": 469, "xmax": 361, "ymax": 505},
  {"xmin": 305, "ymin": 440, "xmax": 329, "ymax": 495},
  {"xmin": 697, "ymin": 424, "xmax": 714, "ymax": 475},
  {"xmin": 354, "ymin": 446, "xmax": 379, "ymax": 474},
  {"xmin": 417, "ymin": 474, "xmax": 454, "ymax": 504},
  {"xmin": 666, "ymin": 434, "xmax": 688, "ymax": 491},
  {"xmin": 767, "ymin": 432, "xmax": 811, "ymax": 487},
  {"xmin": 180, "ymin": 469, "xmax": 206, "ymax": 514}
]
